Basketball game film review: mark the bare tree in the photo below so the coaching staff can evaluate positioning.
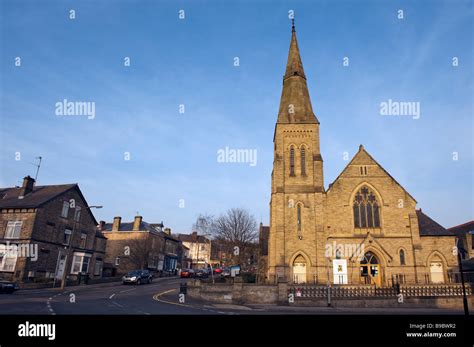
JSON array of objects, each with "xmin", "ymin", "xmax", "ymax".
[
  {"xmin": 127, "ymin": 235, "xmax": 155, "ymax": 269},
  {"xmin": 192, "ymin": 214, "xmax": 214, "ymax": 236},
  {"xmin": 211, "ymin": 208, "xmax": 258, "ymax": 265}
]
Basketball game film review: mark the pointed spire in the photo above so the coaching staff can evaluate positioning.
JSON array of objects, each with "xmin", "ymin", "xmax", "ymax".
[
  {"xmin": 277, "ymin": 20, "xmax": 318, "ymax": 124},
  {"xmin": 284, "ymin": 19, "xmax": 306, "ymax": 80}
]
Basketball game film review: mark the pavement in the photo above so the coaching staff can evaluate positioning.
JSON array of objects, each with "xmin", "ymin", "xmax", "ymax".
[{"xmin": 0, "ymin": 277, "xmax": 466, "ymax": 315}]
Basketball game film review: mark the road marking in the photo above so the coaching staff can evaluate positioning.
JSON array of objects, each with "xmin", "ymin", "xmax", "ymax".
[
  {"xmin": 119, "ymin": 288, "xmax": 137, "ymax": 294},
  {"xmin": 111, "ymin": 301, "xmax": 124, "ymax": 308},
  {"xmin": 152, "ymin": 289, "xmax": 228, "ymax": 315},
  {"xmin": 109, "ymin": 293, "xmax": 116, "ymax": 299}
]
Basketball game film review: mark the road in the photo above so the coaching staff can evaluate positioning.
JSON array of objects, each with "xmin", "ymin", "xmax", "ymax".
[{"xmin": 0, "ymin": 277, "xmax": 465, "ymax": 315}]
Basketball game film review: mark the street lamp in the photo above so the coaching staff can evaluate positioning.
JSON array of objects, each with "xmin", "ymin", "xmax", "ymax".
[
  {"xmin": 456, "ymin": 237, "xmax": 469, "ymax": 316},
  {"xmin": 60, "ymin": 205, "xmax": 102, "ymax": 290}
]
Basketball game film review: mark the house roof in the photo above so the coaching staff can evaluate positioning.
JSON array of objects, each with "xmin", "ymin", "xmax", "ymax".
[
  {"xmin": 0, "ymin": 182, "xmax": 99, "ymax": 226},
  {"xmin": 178, "ymin": 233, "xmax": 209, "ymax": 243},
  {"xmin": 103, "ymin": 221, "xmax": 157, "ymax": 233},
  {"xmin": 416, "ymin": 210, "xmax": 454, "ymax": 237},
  {"xmin": 0, "ymin": 184, "xmax": 76, "ymax": 209},
  {"xmin": 103, "ymin": 221, "xmax": 180, "ymax": 242}
]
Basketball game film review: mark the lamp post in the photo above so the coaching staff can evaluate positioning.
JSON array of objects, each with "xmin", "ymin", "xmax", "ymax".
[
  {"xmin": 456, "ymin": 237, "xmax": 469, "ymax": 316},
  {"xmin": 60, "ymin": 205, "xmax": 102, "ymax": 290}
]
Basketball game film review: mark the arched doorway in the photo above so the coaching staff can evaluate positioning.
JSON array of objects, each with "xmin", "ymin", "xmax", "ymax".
[
  {"xmin": 292, "ymin": 255, "xmax": 307, "ymax": 284},
  {"xmin": 429, "ymin": 255, "xmax": 445, "ymax": 283},
  {"xmin": 359, "ymin": 251, "xmax": 381, "ymax": 286}
]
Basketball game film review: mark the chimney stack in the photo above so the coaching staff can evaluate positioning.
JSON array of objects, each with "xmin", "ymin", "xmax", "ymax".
[
  {"xmin": 112, "ymin": 216, "xmax": 121, "ymax": 231},
  {"xmin": 19, "ymin": 176, "xmax": 35, "ymax": 198},
  {"xmin": 133, "ymin": 216, "xmax": 142, "ymax": 231},
  {"xmin": 98, "ymin": 220, "xmax": 106, "ymax": 231}
]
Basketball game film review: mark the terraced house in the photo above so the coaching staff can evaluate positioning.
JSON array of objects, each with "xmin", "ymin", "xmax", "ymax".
[
  {"xmin": 101, "ymin": 216, "xmax": 181, "ymax": 276},
  {"xmin": 0, "ymin": 176, "xmax": 107, "ymax": 285},
  {"xmin": 265, "ymin": 23, "xmax": 459, "ymax": 286}
]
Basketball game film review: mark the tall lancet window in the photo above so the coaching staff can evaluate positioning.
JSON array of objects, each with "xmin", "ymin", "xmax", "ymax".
[
  {"xmin": 353, "ymin": 186, "xmax": 381, "ymax": 228},
  {"xmin": 289, "ymin": 146, "xmax": 295, "ymax": 176},
  {"xmin": 300, "ymin": 146, "xmax": 306, "ymax": 176},
  {"xmin": 297, "ymin": 204, "xmax": 302, "ymax": 231}
]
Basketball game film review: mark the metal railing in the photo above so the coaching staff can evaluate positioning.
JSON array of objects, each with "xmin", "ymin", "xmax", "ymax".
[{"xmin": 288, "ymin": 284, "xmax": 473, "ymax": 299}]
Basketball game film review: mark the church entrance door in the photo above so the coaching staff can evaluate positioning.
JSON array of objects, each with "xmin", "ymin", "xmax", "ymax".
[
  {"xmin": 359, "ymin": 251, "xmax": 381, "ymax": 286},
  {"xmin": 293, "ymin": 255, "xmax": 306, "ymax": 284}
]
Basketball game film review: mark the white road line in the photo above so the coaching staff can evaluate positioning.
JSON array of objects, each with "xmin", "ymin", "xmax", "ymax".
[
  {"xmin": 119, "ymin": 288, "xmax": 137, "ymax": 294},
  {"xmin": 109, "ymin": 293, "xmax": 116, "ymax": 299},
  {"xmin": 111, "ymin": 301, "xmax": 124, "ymax": 308}
]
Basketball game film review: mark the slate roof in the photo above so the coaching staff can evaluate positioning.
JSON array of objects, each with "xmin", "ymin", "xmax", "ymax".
[
  {"xmin": 448, "ymin": 221, "xmax": 474, "ymax": 234},
  {"xmin": 417, "ymin": 210, "xmax": 454, "ymax": 237},
  {"xmin": 103, "ymin": 221, "xmax": 180, "ymax": 242},
  {"xmin": 0, "ymin": 184, "xmax": 76, "ymax": 209},
  {"xmin": 103, "ymin": 221, "xmax": 156, "ymax": 232}
]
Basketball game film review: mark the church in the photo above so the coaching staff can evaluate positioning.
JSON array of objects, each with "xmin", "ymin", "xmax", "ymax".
[{"xmin": 265, "ymin": 22, "xmax": 458, "ymax": 286}]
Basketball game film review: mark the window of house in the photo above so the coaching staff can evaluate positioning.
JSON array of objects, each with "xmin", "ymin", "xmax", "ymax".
[
  {"xmin": 63, "ymin": 228, "xmax": 72, "ymax": 245},
  {"xmin": 5, "ymin": 221, "xmax": 22, "ymax": 239},
  {"xmin": 360, "ymin": 166, "xmax": 368, "ymax": 176},
  {"xmin": 289, "ymin": 146, "xmax": 295, "ymax": 176},
  {"xmin": 94, "ymin": 259, "xmax": 103, "ymax": 276},
  {"xmin": 80, "ymin": 233, "xmax": 87, "ymax": 248},
  {"xmin": 0, "ymin": 252, "xmax": 17, "ymax": 272},
  {"xmin": 200, "ymin": 244, "xmax": 206, "ymax": 251},
  {"xmin": 61, "ymin": 201, "xmax": 69, "ymax": 218},
  {"xmin": 71, "ymin": 253, "xmax": 91, "ymax": 274},
  {"xmin": 74, "ymin": 206, "xmax": 81, "ymax": 222},
  {"xmin": 399, "ymin": 249, "xmax": 406, "ymax": 265},
  {"xmin": 353, "ymin": 186, "xmax": 381, "ymax": 228},
  {"xmin": 301, "ymin": 146, "xmax": 306, "ymax": 176}
]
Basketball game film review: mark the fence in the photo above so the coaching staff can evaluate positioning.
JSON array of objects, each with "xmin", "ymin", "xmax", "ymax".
[{"xmin": 288, "ymin": 284, "xmax": 473, "ymax": 299}]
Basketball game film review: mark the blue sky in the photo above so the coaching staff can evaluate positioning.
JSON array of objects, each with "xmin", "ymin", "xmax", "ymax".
[{"xmin": 1, "ymin": 0, "xmax": 472, "ymax": 232}]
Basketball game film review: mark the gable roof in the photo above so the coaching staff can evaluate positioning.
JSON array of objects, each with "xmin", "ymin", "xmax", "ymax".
[
  {"xmin": 0, "ymin": 182, "xmax": 99, "ymax": 226},
  {"xmin": 416, "ymin": 210, "xmax": 454, "ymax": 237},
  {"xmin": 0, "ymin": 184, "xmax": 77, "ymax": 209},
  {"xmin": 326, "ymin": 145, "xmax": 417, "ymax": 203},
  {"xmin": 448, "ymin": 221, "xmax": 474, "ymax": 234}
]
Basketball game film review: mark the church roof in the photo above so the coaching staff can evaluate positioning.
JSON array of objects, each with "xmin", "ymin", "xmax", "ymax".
[
  {"xmin": 277, "ymin": 21, "xmax": 319, "ymax": 124},
  {"xmin": 416, "ymin": 210, "xmax": 454, "ymax": 237}
]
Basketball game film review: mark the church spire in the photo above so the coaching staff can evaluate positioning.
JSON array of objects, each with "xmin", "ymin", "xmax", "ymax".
[{"xmin": 277, "ymin": 20, "xmax": 318, "ymax": 124}]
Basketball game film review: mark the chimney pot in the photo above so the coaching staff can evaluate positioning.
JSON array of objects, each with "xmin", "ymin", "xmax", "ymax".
[
  {"xmin": 19, "ymin": 175, "xmax": 35, "ymax": 197},
  {"xmin": 133, "ymin": 216, "xmax": 142, "ymax": 231},
  {"xmin": 112, "ymin": 216, "xmax": 121, "ymax": 231}
]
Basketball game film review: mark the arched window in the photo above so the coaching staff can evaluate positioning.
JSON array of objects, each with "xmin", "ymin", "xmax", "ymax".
[
  {"xmin": 289, "ymin": 146, "xmax": 295, "ymax": 176},
  {"xmin": 399, "ymin": 249, "xmax": 406, "ymax": 265},
  {"xmin": 300, "ymin": 146, "xmax": 306, "ymax": 176},
  {"xmin": 297, "ymin": 204, "xmax": 302, "ymax": 230},
  {"xmin": 353, "ymin": 186, "xmax": 381, "ymax": 228}
]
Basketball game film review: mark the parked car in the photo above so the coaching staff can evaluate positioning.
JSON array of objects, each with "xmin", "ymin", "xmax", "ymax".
[
  {"xmin": 220, "ymin": 267, "xmax": 231, "ymax": 278},
  {"xmin": 122, "ymin": 270, "xmax": 153, "ymax": 285},
  {"xmin": 0, "ymin": 280, "xmax": 19, "ymax": 294},
  {"xmin": 213, "ymin": 267, "xmax": 223, "ymax": 275},
  {"xmin": 195, "ymin": 268, "xmax": 211, "ymax": 278},
  {"xmin": 180, "ymin": 269, "xmax": 194, "ymax": 278}
]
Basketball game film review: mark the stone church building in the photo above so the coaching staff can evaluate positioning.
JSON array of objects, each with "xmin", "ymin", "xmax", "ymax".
[{"xmin": 265, "ymin": 22, "xmax": 458, "ymax": 286}]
